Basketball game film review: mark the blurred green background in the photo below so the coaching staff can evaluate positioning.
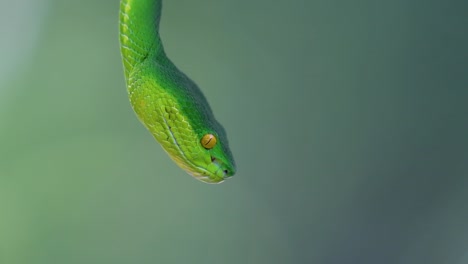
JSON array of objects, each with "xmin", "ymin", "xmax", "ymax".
[{"xmin": 1, "ymin": 0, "xmax": 467, "ymax": 263}]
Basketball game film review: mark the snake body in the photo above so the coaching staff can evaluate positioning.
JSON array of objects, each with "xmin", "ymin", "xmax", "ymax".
[{"xmin": 119, "ymin": 0, "xmax": 235, "ymax": 183}]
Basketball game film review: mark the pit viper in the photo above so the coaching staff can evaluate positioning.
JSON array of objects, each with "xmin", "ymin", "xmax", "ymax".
[{"xmin": 119, "ymin": 0, "xmax": 236, "ymax": 183}]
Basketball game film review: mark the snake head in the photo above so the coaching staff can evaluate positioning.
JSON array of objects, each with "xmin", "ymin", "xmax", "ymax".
[
  {"xmin": 135, "ymin": 92, "xmax": 236, "ymax": 184},
  {"xmin": 128, "ymin": 62, "xmax": 236, "ymax": 184}
]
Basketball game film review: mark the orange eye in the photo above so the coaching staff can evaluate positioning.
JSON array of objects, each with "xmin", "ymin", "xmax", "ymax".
[{"xmin": 201, "ymin": 134, "xmax": 217, "ymax": 149}]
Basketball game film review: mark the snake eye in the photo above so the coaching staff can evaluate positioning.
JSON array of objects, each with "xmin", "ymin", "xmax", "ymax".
[{"xmin": 201, "ymin": 134, "xmax": 217, "ymax": 149}]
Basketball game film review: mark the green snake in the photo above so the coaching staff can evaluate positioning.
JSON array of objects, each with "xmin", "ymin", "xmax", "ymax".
[{"xmin": 119, "ymin": 0, "xmax": 236, "ymax": 183}]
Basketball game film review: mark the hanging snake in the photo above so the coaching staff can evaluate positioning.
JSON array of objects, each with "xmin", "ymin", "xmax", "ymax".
[{"xmin": 119, "ymin": 0, "xmax": 236, "ymax": 183}]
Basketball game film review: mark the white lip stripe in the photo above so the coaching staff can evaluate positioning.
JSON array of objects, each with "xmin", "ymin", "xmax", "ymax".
[{"xmin": 160, "ymin": 108, "xmax": 212, "ymax": 177}]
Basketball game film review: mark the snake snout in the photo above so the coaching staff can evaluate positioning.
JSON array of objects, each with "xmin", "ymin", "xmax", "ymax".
[{"xmin": 210, "ymin": 156, "xmax": 234, "ymax": 178}]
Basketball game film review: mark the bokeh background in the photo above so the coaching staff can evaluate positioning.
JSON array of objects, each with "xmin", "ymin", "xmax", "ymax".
[{"xmin": 1, "ymin": 0, "xmax": 467, "ymax": 263}]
